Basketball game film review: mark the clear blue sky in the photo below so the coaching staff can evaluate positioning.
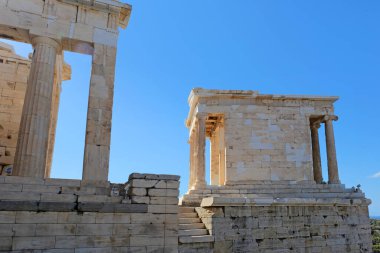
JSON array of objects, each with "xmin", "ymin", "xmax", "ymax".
[{"xmin": 2, "ymin": 0, "xmax": 380, "ymax": 215}]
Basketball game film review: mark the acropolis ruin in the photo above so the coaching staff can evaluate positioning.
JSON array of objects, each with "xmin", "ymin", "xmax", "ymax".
[{"xmin": 0, "ymin": 0, "xmax": 372, "ymax": 252}]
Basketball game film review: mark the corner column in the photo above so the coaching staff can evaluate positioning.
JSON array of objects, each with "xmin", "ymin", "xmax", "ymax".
[
  {"xmin": 310, "ymin": 121, "xmax": 323, "ymax": 184},
  {"xmin": 82, "ymin": 44, "xmax": 117, "ymax": 184},
  {"xmin": 188, "ymin": 132, "xmax": 195, "ymax": 191},
  {"xmin": 13, "ymin": 37, "xmax": 60, "ymax": 178},
  {"xmin": 193, "ymin": 113, "xmax": 207, "ymax": 189},
  {"xmin": 324, "ymin": 115, "xmax": 340, "ymax": 184}
]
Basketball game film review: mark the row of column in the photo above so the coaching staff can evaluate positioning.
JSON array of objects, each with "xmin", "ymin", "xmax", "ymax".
[
  {"xmin": 188, "ymin": 114, "xmax": 226, "ymax": 190},
  {"xmin": 12, "ymin": 36, "xmax": 116, "ymax": 184},
  {"xmin": 310, "ymin": 115, "xmax": 340, "ymax": 184}
]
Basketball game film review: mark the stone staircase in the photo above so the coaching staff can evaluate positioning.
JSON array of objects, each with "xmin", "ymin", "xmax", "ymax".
[{"xmin": 178, "ymin": 206, "xmax": 214, "ymax": 244}]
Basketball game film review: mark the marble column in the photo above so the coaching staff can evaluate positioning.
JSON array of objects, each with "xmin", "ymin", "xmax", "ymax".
[
  {"xmin": 45, "ymin": 58, "xmax": 62, "ymax": 178},
  {"xmin": 324, "ymin": 115, "xmax": 340, "ymax": 184},
  {"xmin": 310, "ymin": 121, "xmax": 323, "ymax": 184},
  {"xmin": 218, "ymin": 122, "xmax": 226, "ymax": 186},
  {"xmin": 193, "ymin": 114, "xmax": 206, "ymax": 189},
  {"xmin": 13, "ymin": 37, "xmax": 60, "ymax": 178},
  {"xmin": 210, "ymin": 128, "xmax": 220, "ymax": 185},
  {"xmin": 188, "ymin": 132, "xmax": 194, "ymax": 191},
  {"xmin": 82, "ymin": 44, "xmax": 117, "ymax": 184}
]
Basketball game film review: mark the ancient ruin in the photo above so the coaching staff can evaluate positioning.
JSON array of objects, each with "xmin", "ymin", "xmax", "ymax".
[
  {"xmin": 0, "ymin": 0, "xmax": 373, "ymax": 252},
  {"xmin": 178, "ymin": 89, "xmax": 372, "ymax": 252},
  {"xmin": 0, "ymin": 42, "xmax": 71, "ymax": 177}
]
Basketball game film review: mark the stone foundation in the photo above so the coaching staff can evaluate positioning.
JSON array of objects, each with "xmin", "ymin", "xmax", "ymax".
[
  {"xmin": 179, "ymin": 181, "xmax": 372, "ymax": 253},
  {"xmin": 0, "ymin": 173, "xmax": 179, "ymax": 252},
  {"xmin": 194, "ymin": 203, "xmax": 372, "ymax": 253}
]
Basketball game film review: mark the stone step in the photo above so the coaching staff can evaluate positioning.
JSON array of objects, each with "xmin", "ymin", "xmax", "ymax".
[
  {"xmin": 179, "ymin": 223, "xmax": 205, "ymax": 230},
  {"xmin": 179, "ymin": 212, "xmax": 198, "ymax": 218},
  {"xmin": 179, "ymin": 206, "xmax": 195, "ymax": 213},
  {"xmin": 179, "ymin": 217, "xmax": 201, "ymax": 224},
  {"xmin": 179, "ymin": 228, "xmax": 208, "ymax": 236},
  {"xmin": 179, "ymin": 235, "xmax": 214, "ymax": 244}
]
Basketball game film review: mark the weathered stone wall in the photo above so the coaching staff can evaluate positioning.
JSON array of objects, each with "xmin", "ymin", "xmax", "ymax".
[
  {"xmin": 196, "ymin": 204, "xmax": 372, "ymax": 253},
  {"xmin": 0, "ymin": 173, "xmax": 179, "ymax": 252},
  {"xmin": 188, "ymin": 204, "xmax": 372, "ymax": 253},
  {"xmin": 216, "ymin": 99, "xmax": 328, "ymax": 182},
  {"xmin": 0, "ymin": 43, "xmax": 30, "ymax": 172}
]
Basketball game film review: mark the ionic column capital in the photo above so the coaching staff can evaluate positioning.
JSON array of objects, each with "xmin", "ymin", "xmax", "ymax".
[
  {"xmin": 323, "ymin": 115, "xmax": 338, "ymax": 122},
  {"xmin": 31, "ymin": 36, "xmax": 61, "ymax": 51}
]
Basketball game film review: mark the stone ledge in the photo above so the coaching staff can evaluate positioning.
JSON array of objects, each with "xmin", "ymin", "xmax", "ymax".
[
  {"xmin": 200, "ymin": 197, "xmax": 372, "ymax": 207},
  {"xmin": 128, "ymin": 173, "xmax": 180, "ymax": 181},
  {"xmin": 0, "ymin": 200, "xmax": 147, "ymax": 213}
]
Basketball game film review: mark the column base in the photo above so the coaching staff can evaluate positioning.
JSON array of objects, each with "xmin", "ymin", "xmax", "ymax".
[
  {"xmin": 192, "ymin": 180, "xmax": 206, "ymax": 190},
  {"xmin": 328, "ymin": 180, "xmax": 341, "ymax": 185}
]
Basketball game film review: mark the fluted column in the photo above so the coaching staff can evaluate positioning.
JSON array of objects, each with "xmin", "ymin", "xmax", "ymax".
[
  {"xmin": 210, "ymin": 128, "xmax": 220, "ymax": 185},
  {"xmin": 188, "ymin": 132, "xmax": 194, "ymax": 191},
  {"xmin": 13, "ymin": 37, "xmax": 60, "ymax": 178},
  {"xmin": 324, "ymin": 115, "xmax": 340, "ymax": 184},
  {"xmin": 82, "ymin": 44, "xmax": 117, "ymax": 184},
  {"xmin": 218, "ymin": 121, "xmax": 226, "ymax": 186},
  {"xmin": 310, "ymin": 121, "xmax": 323, "ymax": 184},
  {"xmin": 193, "ymin": 114, "xmax": 206, "ymax": 189}
]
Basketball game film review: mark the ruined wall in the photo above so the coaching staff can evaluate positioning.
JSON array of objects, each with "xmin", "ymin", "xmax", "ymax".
[
  {"xmin": 0, "ymin": 173, "xmax": 179, "ymax": 252},
  {"xmin": 0, "ymin": 44, "xmax": 30, "ymax": 173},
  {"xmin": 195, "ymin": 204, "xmax": 372, "ymax": 253},
  {"xmin": 198, "ymin": 96, "xmax": 336, "ymax": 183}
]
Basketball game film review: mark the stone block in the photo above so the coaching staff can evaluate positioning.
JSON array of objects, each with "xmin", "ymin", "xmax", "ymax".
[
  {"xmin": 150, "ymin": 197, "xmax": 179, "ymax": 205},
  {"xmin": 95, "ymin": 213, "xmax": 131, "ymax": 224},
  {"xmin": 0, "ymin": 201, "xmax": 39, "ymax": 211},
  {"xmin": 55, "ymin": 235, "xmax": 130, "ymax": 248},
  {"xmin": 39, "ymin": 201, "xmax": 77, "ymax": 213},
  {"xmin": 129, "ymin": 187, "xmax": 147, "ymax": 196},
  {"xmin": 131, "ymin": 196, "xmax": 150, "ymax": 204},
  {"xmin": 12, "ymin": 236, "xmax": 55, "ymax": 250},
  {"xmin": 0, "ymin": 224, "xmax": 12, "ymax": 236},
  {"xmin": 12, "ymin": 224, "xmax": 36, "ymax": 236},
  {"xmin": 0, "ymin": 236, "xmax": 12, "ymax": 251},
  {"xmin": 36, "ymin": 224, "xmax": 76, "ymax": 236},
  {"xmin": 129, "ymin": 173, "xmax": 180, "ymax": 181},
  {"xmin": 0, "ymin": 211, "xmax": 16, "ymax": 223},
  {"xmin": 130, "ymin": 235, "xmax": 164, "ymax": 246},
  {"xmin": 130, "ymin": 179, "xmax": 158, "ymax": 188},
  {"xmin": 76, "ymin": 224, "xmax": 113, "ymax": 235},
  {"xmin": 148, "ymin": 189, "xmax": 179, "ymax": 197},
  {"xmin": 40, "ymin": 193, "xmax": 77, "ymax": 203},
  {"xmin": 16, "ymin": 211, "xmax": 58, "ymax": 224},
  {"xmin": 130, "ymin": 213, "xmax": 165, "ymax": 224},
  {"xmin": 57, "ymin": 212, "xmax": 96, "ymax": 224}
]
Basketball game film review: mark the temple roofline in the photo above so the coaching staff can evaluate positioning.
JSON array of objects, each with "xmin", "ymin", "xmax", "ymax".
[{"xmin": 186, "ymin": 88, "xmax": 339, "ymax": 127}]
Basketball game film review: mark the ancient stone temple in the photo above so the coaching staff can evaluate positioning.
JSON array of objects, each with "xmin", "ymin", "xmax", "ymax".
[
  {"xmin": 0, "ymin": 1, "xmax": 179, "ymax": 252},
  {"xmin": 178, "ymin": 89, "xmax": 372, "ymax": 252},
  {"xmin": 0, "ymin": 1, "xmax": 373, "ymax": 252}
]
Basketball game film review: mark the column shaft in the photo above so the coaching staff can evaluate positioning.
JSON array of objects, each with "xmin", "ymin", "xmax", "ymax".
[
  {"xmin": 194, "ymin": 115, "xmax": 206, "ymax": 189},
  {"xmin": 210, "ymin": 128, "xmax": 220, "ymax": 185},
  {"xmin": 310, "ymin": 122, "xmax": 322, "ymax": 183},
  {"xmin": 13, "ymin": 37, "xmax": 59, "ymax": 178},
  {"xmin": 218, "ymin": 123, "xmax": 226, "ymax": 185},
  {"xmin": 45, "ymin": 60, "xmax": 62, "ymax": 178},
  {"xmin": 325, "ymin": 116, "xmax": 340, "ymax": 184},
  {"xmin": 188, "ymin": 133, "xmax": 194, "ymax": 191},
  {"xmin": 82, "ymin": 44, "xmax": 117, "ymax": 184}
]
